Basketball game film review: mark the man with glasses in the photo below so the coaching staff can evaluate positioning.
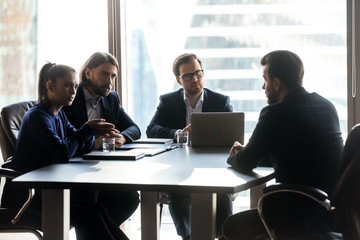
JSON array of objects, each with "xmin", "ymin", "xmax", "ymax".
[{"xmin": 147, "ymin": 53, "xmax": 233, "ymax": 240}]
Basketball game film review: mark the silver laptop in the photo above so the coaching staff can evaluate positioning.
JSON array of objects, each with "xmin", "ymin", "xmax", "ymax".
[{"xmin": 190, "ymin": 112, "xmax": 244, "ymax": 147}]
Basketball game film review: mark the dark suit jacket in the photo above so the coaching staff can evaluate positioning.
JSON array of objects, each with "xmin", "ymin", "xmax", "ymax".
[
  {"xmin": 63, "ymin": 85, "xmax": 141, "ymax": 142},
  {"xmin": 228, "ymin": 87, "xmax": 343, "ymax": 196},
  {"xmin": 146, "ymin": 88, "xmax": 233, "ymax": 138}
]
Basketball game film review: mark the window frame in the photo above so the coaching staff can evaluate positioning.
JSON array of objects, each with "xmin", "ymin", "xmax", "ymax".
[{"xmin": 347, "ymin": 0, "xmax": 360, "ymax": 130}]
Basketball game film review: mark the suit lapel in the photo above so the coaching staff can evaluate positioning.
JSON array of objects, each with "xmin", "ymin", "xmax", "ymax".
[
  {"xmin": 75, "ymin": 86, "xmax": 89, "ymax": 123},
  {"xmin": 178, "ymin": 89, "xmax": 187, "ymax": 126},
  {"xmin": 201, "ymin": 88, "xmax": 209, "ymax": 111},
  {"xmin": 100, "ymin": 96, "xmax": 112, "ymax": 122}
]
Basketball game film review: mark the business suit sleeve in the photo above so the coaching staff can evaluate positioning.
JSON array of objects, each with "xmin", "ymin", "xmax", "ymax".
[
  {"xmin": 202, "ymin": 89, "xmax": 233, "ymax": 113},
  {"xmin": 146, "ymin": 96, "xmax": 178, "ymax": 139},
  {"xmin": 227, "ymin": 107, "xmax": 274, "ymax": 171},
  {"xmin": 224, "ymin": 96, "xmax": 233, "ymax": 112},
  {"xmin": 106, "ymin": 92, "xmax": 141, "ymax": 142},
  {"xmin": 115, "ymin": 105, "xmax": 141, "ymax": 142}
]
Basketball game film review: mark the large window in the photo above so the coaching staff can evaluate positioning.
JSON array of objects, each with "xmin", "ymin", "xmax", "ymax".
[
  {"xmin": 0, "ymin": 0, "xmax": 37, "ymax": 106},
  {"xmin": 122, "ymin": 0, "xmax": 347, "ymax": 140},
  {"xmin": 37, "ymin": 0, "xmax": 108, "ymax": 73},
  {"xmin": 0, "ymin": 0, "xmax": 108, "ymax": 109},
  {"xmin": 0, "ymin": 0, "xmax": 349, "ymax": 140}
]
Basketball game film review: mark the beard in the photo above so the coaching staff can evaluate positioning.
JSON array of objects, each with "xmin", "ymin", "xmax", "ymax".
[
  {"xmin": 85, "ymin": 79, "xmax": 112, "ymax": 97},
  {"xmin": 267, "ymin": 97, "xmax": 277, "ymax": 104},
  {"xmin": 94, "ymin": 85, "xmax": 111, "ymax": 96},
  {"xmin": 265, "ymin": 85, "xmax": 278, "ymax": 104},
  {"xmin": 185, "ymin": 83, "xmax": 203, "ymax": 96},
  {"xmin": 266, "ymin": 92, "xmax": 280, "ymax": 104}
]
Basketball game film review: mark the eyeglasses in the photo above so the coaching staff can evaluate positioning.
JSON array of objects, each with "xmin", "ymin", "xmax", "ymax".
[{"xmin": 178, "ymin": 70, "xmax": 204, "ymax": 82}]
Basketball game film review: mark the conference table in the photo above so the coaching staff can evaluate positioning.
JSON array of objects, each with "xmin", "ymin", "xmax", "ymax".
[{"xmin": 13, "ymin": 146, "xmax": 274, "ymax": 240}]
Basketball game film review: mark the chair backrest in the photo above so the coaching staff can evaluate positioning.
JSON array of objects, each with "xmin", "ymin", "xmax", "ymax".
[
  {"xmin": 0, "ymin": 101, "xmax": 36, "ymax": 162},
  {"xmin": 258, "ymin": 183, "xmax": 334, "ymax": 239},
  {"xmin": 332, "ymin": 123, "xmax": 360, "ymax": 240},
  {"xmin": 257, "ymin": 125, "xmax": 360, "ymax": 240}
]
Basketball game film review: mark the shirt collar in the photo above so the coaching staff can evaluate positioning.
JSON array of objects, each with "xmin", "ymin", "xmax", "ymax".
[
  {"xmin": 83, "ymin": 87, "xmax": 102, "ymax": 106},
  {"xmin": 183, "ymin": 90, "xmax": 204, "ymax": 105}
]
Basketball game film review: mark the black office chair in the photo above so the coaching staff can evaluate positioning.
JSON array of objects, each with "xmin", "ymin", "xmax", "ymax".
[
  {"xmin": 332, "ymin": 123, "xmax": 360, "ymax": 240},
  {"xmin": 257, "ymin": 123, "xmax": 360, "ymax": 240},
  {"xmin": 0, "ymin": 100, "xmax": 36, "ymax": 162},
  {"xmin": 257, "ymin": 183, "xmax": 342, "ymax": 240},
  {"xmin": 0, "ymin": 101, "xmax": 42, "ymax": 238},
  {"xmin": 0, "ymin": 161, "xmax": 42, "ymax": 239}
]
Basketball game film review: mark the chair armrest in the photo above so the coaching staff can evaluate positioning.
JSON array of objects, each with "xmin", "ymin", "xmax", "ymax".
[
  {"xmin": 0, "ymin": 168, "xmax": 21, "ymax": 179},
  {"xmin": 1, "ymin": 158, "xmax": 12, "ymax": 167},
  {"xmin": 0, "ymin": 159, "xmax": 21, "ymax": 179},
  {"xmin": 262, "ymin": 183, "xmax": 330, "ymax": 207},
  {"xmin": 0, "ymin": 161, "xmax": 35, "ymax": 224}
]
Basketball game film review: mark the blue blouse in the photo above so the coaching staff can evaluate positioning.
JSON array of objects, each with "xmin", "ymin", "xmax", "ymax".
[{"xmin": 10, "ymin": 101, "xmax": 94, "ymax": 173}]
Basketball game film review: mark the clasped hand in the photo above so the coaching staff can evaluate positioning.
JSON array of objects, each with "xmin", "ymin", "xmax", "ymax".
[
  {"xmin": 86, "ymin": 119, "xmax": 127, "ymax": 149},
  {"xmin": 229, "ymin": 141, "xmax": 245, "ymax": 156},
  {"xmin": 86, "ymin": 119, "xmax": 116, "ymax": 136}
]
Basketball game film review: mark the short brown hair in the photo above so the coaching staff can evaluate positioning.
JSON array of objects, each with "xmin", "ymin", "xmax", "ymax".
[
  {"xmin": 172, "ymin": 53, "xmax": 202, "ymax": 77},
  {"xmin": 261, "ymin": 50, "xmax": 304, "ymax": 90}
]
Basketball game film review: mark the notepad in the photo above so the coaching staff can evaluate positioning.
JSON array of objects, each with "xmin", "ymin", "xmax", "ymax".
[
  {"xmin": 134, "ymin": 138, "xmax": 174, "ymax": 144},
  {"xmin": 83, "ymin": 149, "xmax": 146, "ymax": 160}
]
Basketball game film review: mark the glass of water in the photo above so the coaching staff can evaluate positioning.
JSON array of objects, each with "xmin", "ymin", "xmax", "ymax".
[
  {"xmin": 103, "ymin": 137, "xmax": 115, "ymax": 152},
  {"xmin": 176, "ymin": 131, "xmax": 189, "ymax": 148}
]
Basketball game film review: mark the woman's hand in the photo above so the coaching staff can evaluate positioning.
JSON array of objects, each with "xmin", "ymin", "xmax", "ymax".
[{"xmin": 86, "ymin": 119, "xmax": 116, "ymax": 137}]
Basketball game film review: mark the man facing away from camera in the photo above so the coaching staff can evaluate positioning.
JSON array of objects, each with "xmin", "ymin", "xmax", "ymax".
[{"xmin": 223, "ymin": 50, "xmax": 343, "ymax": 240}]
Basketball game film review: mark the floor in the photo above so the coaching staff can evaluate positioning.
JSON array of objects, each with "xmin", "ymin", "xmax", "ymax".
[{"xmin": 0, "ymin": 191, "xmax": 251, "ymax": 240}]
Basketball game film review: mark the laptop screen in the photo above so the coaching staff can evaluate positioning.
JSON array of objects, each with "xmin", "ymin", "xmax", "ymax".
[{"xmin": 190, "ymin": 112, "xmax": 244, "ymax": 147}]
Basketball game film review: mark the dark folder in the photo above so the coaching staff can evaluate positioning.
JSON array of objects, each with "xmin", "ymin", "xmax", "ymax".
[{"xmin": 83, "ymin": 149, "xmax": 146, "ymax": 160}]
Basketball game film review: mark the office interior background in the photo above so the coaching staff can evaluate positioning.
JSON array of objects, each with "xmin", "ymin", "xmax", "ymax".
[
  {"xmin": 1, "ymin": 0, "xmax": 357, "ymax": 144},
  {"xmin": 0, "ymin": 0, "xmax": 358, "ymax": 239}
]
